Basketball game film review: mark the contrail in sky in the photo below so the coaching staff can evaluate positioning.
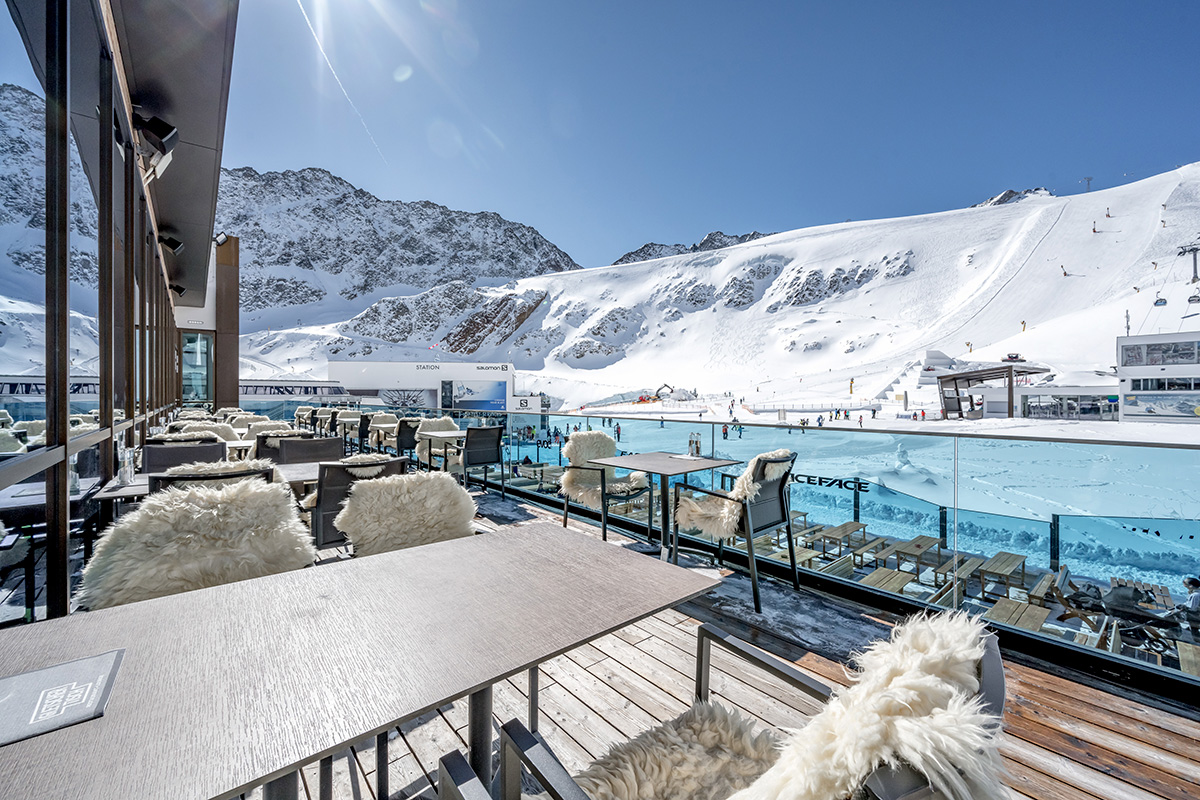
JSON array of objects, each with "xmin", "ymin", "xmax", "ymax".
[{"xmin": 295, "ymin": 0, "xmax": 388, "ymax": 165}]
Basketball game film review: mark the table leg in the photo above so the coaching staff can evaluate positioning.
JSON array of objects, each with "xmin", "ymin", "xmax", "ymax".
[
  {"xmin": 659, "ymin": 473, "xmax": 670, "ymax": 560},
  {"xmin": 263, "ymin": 771, "xmax": 299, "ymax": 800},
  {"xmin": 468, "ymin": 685, "xmax": 494, "ymax": 786}
]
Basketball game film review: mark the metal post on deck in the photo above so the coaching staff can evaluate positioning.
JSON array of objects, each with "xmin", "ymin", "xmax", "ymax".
[
  {"xmin": 853, "ymin": 486, "xmax": 860, "ymax": 523},
  {"xmin": 1050, "ymin": 514, "xmax": 1060, "ymax": 571},
  {"xmin": 468, "ymin": 686, "xmax": 494, "ymax": 787},
  {"xmin": 45, "ymin": 0, "xmax": 71, "ymax": 619},
  {"xmin": 939, "ymin": 506, "xmax": 948, "ymax": 548}
]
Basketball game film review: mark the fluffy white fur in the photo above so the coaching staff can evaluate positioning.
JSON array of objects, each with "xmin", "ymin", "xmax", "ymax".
[
  {"xmin": 14, "ymin": 419, "xmax": 46, "ymax": 436},
  {"xmin": 367, "ymin": 413, "xmax": 397, "ymax": 448},
  {"xmin": 293, "ymin": 405, "xmax": 313, "ymax": 425},
  {"xmin": 176, "ymin": 409, "xmax": 209, "ymax": 420},
  {"xmin": 245, "ymin": 420, "xmax": 292, "ymax": 439},
  {"xmin": 334, "ymin": 472, "xmax": 476, "ymax": 557},
  {"xmin": 152, "ymin": 430, "xmax": 221, "ymax": 443},
  {"xmin": 340, "ymin": 452, "xmax": 394, "ymax": 478},
  {"xmin": 0, "ymin": 409, "xmax": 14, "ymax": 427},
  {"xmin": 576, "ymin": 702, "xmax": 780, "ymax": 800},
  {"xmin": 263, "ymin": 430, "xmax": 309, "ymax": 448},
  {"xmin": 572, "ymin": 613, "xmax": 1003, "ymax": 800},
  {"xmin": 229, "ymin": 414, "xmax": 269, "ymax": 428},
  {"xmin": 675, "ymin": 449, "xmax": 793, "ymax": 541},
  {"xmin": 76, "ymin": 479, "xmax": 316, "ymax": 609},
  {"xmin": 729, "ymin": 613, "xmax": 1005, "ymax": 800},
  {"xmin": 335, "ymin": 410, "xmax": 363, "ymax": 435},
  {"xmin": 0, "ymin": 430, "xmax": 26, "ymax": 453},
  {"xmin": 560, "ymin": 430, "xmax": 648, "ymax": 510},
  {"xmin": 160, "ymin": 458, "xmax": 278, "ymax": 490},
  {"xmin": 414, "ymin": 416, "xmax": 461, "ymax": 465},
  {"xmin": 181, "ymin": 421, "xmax": 241, "ymax": 441}
]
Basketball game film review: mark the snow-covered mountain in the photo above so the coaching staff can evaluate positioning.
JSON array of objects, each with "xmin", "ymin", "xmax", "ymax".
[
  {"xmin": 240, "ymin": 163, "xmax": 1200, "ymax": 410},
  {"xmin": 612, "ymin": 230, "xmax": 773, "ymax": 265},
  {"xmin": 216, "ymin": 166, "xmax": 580, "ymax": 330}
]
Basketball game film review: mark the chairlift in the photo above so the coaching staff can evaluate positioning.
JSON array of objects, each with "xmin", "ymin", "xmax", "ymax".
[
  {"xmin": 1189, "ymin": 293, "xmax": 1200, "ymax": 304},
  {"xmin": 1153, "ymin": 292, "xmax": 1167, "ymax": 307}
]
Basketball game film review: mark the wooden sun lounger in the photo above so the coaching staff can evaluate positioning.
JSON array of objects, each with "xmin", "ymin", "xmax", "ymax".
[
  {"xmin": 819, "ymin": 554, "xmax": 856, "ymax": 579},
  {"xmin": 1028, "ymin": 572, "xmax": 1056, "ymax": 607},
  {"xmin": 984, "ymin": 598, "xmax": 1051, "ymax": 633},
  {"xmin": 1050, "ymin": 566, "xmax": 1103, "ymax": 633},
  {"xmin": 1109, "ymin": 576, "xmax": 1174, "ymax": 609}
]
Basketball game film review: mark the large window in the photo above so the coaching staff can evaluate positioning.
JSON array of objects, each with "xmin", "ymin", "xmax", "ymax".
[{"xmin": 181, "ymin": 331, "xmax": 214, "ymax": 403}]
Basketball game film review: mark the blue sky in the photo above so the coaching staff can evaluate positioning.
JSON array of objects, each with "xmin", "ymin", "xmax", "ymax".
[{"xmin": 4, "ymin": 1, "xmax": 1200, "ymax": 266}]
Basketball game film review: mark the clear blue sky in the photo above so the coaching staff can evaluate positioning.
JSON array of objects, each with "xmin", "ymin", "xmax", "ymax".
[{"xmin": 4, "ymin": 1, "xmax": 1199, "ymax": 266}]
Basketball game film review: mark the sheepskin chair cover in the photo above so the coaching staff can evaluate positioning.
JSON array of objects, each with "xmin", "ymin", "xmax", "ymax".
[
  {"xmin": 724, "ymin": 612, "xmax": 1005, "ymax": 800},
  {"xmin": 573, "ymin": 702, "xmax": 778, "ymax": 800},
  {"xmin": 229, "ymin": 414, "xmax": 270, "ymax": 429},
  {"xmin": 0, "ymin": 430, "xmax": 26, "ymax": 453},
  {"xmin": 246, "ymin": 420, "xmax": 291, "ymax": 439},
  {"xmin": 0, "ymin": 409, "xmax": 13, "ymax": 427},
  {"xmin": 176, "ymin": 409, "xmax": 209, "ymax": 420},
  {"xmin": 335, "ymin": 410, "xmax": 362, "ymax": 436},
  {"xmin": 414, "ymin": 416, "xmax": 461, "ymax": 466},
  {"xmin": 334, "ymin": 471, "xmax": 476, "ymax": 557},
  {"xmin": 340, "ymin": 452, "xmax": 394, "ymax": 478},
  {"xmin": 560, "ymin": 431, "xmax": 647, "ymax": 511},
  {"xmin": 293, "ymin": 405, "xmax": 313, "ymax": 425},
  {"xmin": 250, "ymin": 428, "xmax": 306, "ymax": 458},
  {"xmin": 382, "ymin": 416, "xmax": 424, "ymax": 450},
  {"xmin": 161, "ymin": 458, "xmax": 278, "ymax": 490},
  {"xmin": 675, "ymin": 449, "xmax": 793, "ymax": 541},
  {"xmin": 152, "ymin": 430, "xmax": 221, "ymax": 443},
  {"xmin": 14, "ymin": 419, "xmax": 47, "ymax": 437},
  {"xmin": 76, "ymin": 479, "xmax": 317, "ymax": 609},
  {"xmin": 367, "ymin": 413, "xmax": 398, "ymax": 448},
  {"xmin": 181, "ymin": 421, "xmax": 240, "ymax": 441}
]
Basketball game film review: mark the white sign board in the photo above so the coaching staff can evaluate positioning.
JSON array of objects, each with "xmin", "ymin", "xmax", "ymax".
[{"xmin": 328, "ymin": 360, "xmax": 513, "ymax": 390}]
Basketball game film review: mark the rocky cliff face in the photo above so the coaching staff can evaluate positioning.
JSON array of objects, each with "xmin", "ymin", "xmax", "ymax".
[
  {"xmin": 215, "ymin": 166, "xmax": 580, "ymax": 324},
  {"xmin": 612, "ymin": 230, "xmax": 773, "ymax": 265}
]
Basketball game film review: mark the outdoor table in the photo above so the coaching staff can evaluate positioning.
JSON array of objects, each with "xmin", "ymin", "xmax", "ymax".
[
  {"xmin": 0, "ymin": 521, "xmax": 717, "ymax": 800},
  {"xmin": 979, "ymin": 551, "xmax": 1027, "ymax": 600},
  {"xmin": 893, "ymin": 535, "xmax": 944, "ymax": 582},
  {"xmin": 860, "ymin": 567, "xmax": 914, "ymax": 594},
  {"xmin": 226, "ymin": 440, "xmax": 254, "ymax": 458},
  {"xmin": 586, "ymin": 451, "xmax": 740, "ymax": 555}
]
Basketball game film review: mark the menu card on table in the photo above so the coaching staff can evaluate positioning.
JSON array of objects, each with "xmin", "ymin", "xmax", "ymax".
[{"xmin": 0, "ymin": 649, "xmax": 123, "ymax": 746}]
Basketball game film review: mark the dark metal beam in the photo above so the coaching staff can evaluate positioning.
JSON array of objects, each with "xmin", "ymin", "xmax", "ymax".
[
  {"xmin": 98, "ymin": 46, "xmax": 114, "ymax": 483},
  {"xmin": 44, "ymin": 0, "xmax": 70, "ymax": 618}
]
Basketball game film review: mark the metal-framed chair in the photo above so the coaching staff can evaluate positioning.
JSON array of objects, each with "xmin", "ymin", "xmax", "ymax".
[
  {"xmin": 440, "ymin": 615, "xmax": 1006, "ymax": 800},
  {"xmin": 560, "ymin": 431, "xmax": 652, "ymax": 542},
  {"xmin": 141, "ymin": 441, "xmax": 228, "ymax": 474},
  {"xmin": 445, "ymin": 425, "xmax": 507, "ymax": 498},
  {"xmin": 149, "ymin": 465, "xmax": 274, "ymax": 493},
  {"xmin": 310, "ymin": 457, "xmax": 409, "ymax": 548},
  {"xmin": 254, "ymin": 430, "xmax": 314, "ymax": 462},
  {"xmin": 673, "ymin": 451, "xmax": 797, "ymax": 613},
  {"xmin": 277, "ymin": 436, "xmax": 344, "ymax": 464}
]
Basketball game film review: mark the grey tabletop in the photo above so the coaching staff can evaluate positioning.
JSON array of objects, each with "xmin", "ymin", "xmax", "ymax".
[
  {"xmin": 415, "ymin": 429, "xmax": 466, "ymax": 440},
  {"xmin": 0, "ymin": 521, "xmax": 717, "ymax": 800},
  {"xmin": 93, "ymin": 462, "xmax": 323, "ymax": 503},
  {"xmin": 589, "ymin": 451, "xmax": 741, "ymax": 477},
  {"xmin": 0, "ymin": 478, "xmax": 103, "ymax": 511}
]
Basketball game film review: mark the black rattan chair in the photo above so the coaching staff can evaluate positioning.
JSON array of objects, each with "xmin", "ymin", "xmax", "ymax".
[
  {"xmin": 446, "ymin": 425, "xmax": 506, "ymax": 498},
  {"xmin": 277, "ymin": 436, "xmax": 344, "ymax": 464},
  {"xmin": 310, "ymin": 457, "xmax": 409, "ymax": 548},
  {"xmin": 141, "ymin": 441, "xmax": 228, "ymax": 474}
]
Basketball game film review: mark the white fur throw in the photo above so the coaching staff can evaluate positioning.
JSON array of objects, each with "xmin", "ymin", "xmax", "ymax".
[
  {"xmin": 560, "ymin": 431, "xmax": 647, "ymax": 510},
  {"xmin": 675, "ymin": 449, "xmax": 793, "ymax": 541},
  {"xmin": 573, "ymin": 613, "xmax": 1002, "ymax": 800},
  {"xmin": 293, "ymin": 406, "xmax": 313, "ymax": 425},
  {"xmin": 368, "ymin": 413, "xmax": 398, "ymax": 447},
  {"xmin": 229, "ymin": 414, "xmax": 270, "ymax": 428},
  {"xmin": 14, "ymin": 419, "xmax": 46, "ymax": 437},
  {"xmin": 340, "ymin": 452, "xmax": 393, "ymax": 478},
  {"xmin": 246, "ymin": 421, "xmax": 292, "ymax": 439},
  {"xmin": 334, "ymin": 472, "xmax": 476, "ymax": 557},
  {"xmin": 0, "ymin": 430, "xmax": 26, "ymax": 453},
  {"xmin": 160, "ymin": 458, "xmax": 277, "ymax": 490},
  {"xmin": 181, "ymin": 421, "xmax": 241, "ymax": 441},
  {"xmin": 176, "ymin": 409, "xmax": 209, "ymax": 420},
  {"xmin": 335, "ymin": 410, "xmax": 363, "ymax": 435},
  {"xmin": 263, "ymin": 430, "xmax": 309, "ymax": 449},
  {"xmin": 575, "ymin": 702, "xmax": 779, "ymax": 800},
  {"xmin": 727, "ymin": 612, "xmax": 1005, "ymax": 800},
  {"xmin": 152, "ymin": 430, "xmax": 221, "ymax": 443},
  {"xmin": 76, "ymin": 479, "xmax": 316, "ymax": 609},
  {"xmin": 414, "ymin": 416, "xmax": 461, "ymax": 465}
]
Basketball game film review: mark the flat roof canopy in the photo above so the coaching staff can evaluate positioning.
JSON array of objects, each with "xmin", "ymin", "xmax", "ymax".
[
  {"xmin": 936, "ymin": 364, "xmax": 1050, "ymax": 390},
  {"xmin": 7, "ymin": 0, "xmax": 238, "ymax": 307}
]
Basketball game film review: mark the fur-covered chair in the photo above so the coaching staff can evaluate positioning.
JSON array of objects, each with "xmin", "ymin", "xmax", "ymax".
[
  {"xmin": 147, "ymin": 430, "xmax": 222, "ymax": 444},
  {"xmin": 0, "ymin": 409, "xmax": 13, "ymax": 428},
  {"xmin": 149, "ymin": 458, "xmax": 277, "ymax": 493},
  {"xmin": 560, "ymin": 430, "xmax": 650, "ymax": 541},
  {"xmin": 76, "ymin": 479, "xmax": 317, "ymax": 610},
  {"xmin": 367, "ymin": 413, "xmax": 398, "ymax": 449},
  {"xmin": 414, "ymin": 416, "xmax": 461, "ymax": 469},
  {"xmin": 0, "ymin": 429, "xmax": 26, "ymax": 453},
  {"xmin": 229, "ymin": 414, "xmax": 270, "ymax": 430},
  {"xmin": 245, "ymin": 420, "xmax": 292, "ymax": 440},
  {"xmin": 180, "ymin": 420, "xmax": 241, "ymax": 441},
  {"xmin": 465, "ymin": 612, "xmax": 1006, "ymax": 800},
  {"xmin": 294, "ymin": 405, "xmax": 314, "ymax": 428},
  {"xmin": 215, "ymin": 406, "xmax": 243, "ymax": 420},
  {"xmin": 14, "ymin": 419, "xmax": 46, "ymax": 438},
  {"xmin": 333, "ymin": 471, "xmax": 476, "ymax": 557},
  {"xmin": 674, "ymin": 449, "xmax": 797, "ymax": 612},
  {"xmin": 302, "ymin": 453, "xmax": 409, "ymax": 548}
]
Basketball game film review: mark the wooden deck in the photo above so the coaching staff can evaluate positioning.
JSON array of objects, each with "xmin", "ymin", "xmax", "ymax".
[{"xmin": 277, "ymin": 501, "xmax": 1200, "ymax": 800}]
